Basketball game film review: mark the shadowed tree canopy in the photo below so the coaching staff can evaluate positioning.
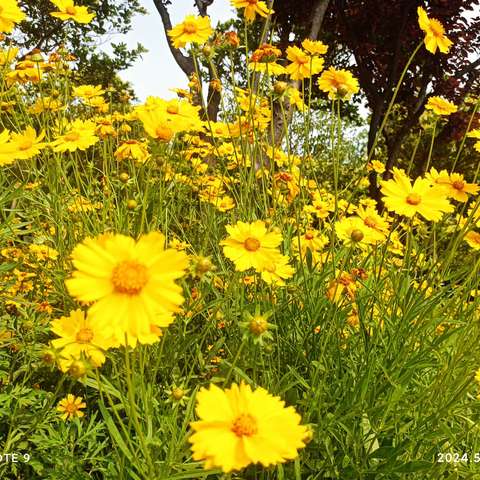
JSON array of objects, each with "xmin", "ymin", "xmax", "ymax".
[
  {"xmin": 320, "ymin": 0, "xmax": 480, "ymax": 199},
  {"xmin": 13, "ymin": 0, "xmax": 147, "ymax": 92}
]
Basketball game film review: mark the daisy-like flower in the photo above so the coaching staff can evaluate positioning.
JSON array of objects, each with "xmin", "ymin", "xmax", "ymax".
[
  {"xmin": 464, "ymin": 231, "xmax": 480, "ymax": 250},
  {"xmin": 72, "ymin": 84, "xmax": 106, "ymax": 99},
  {"xmin": 417, "ymin": 7, "xmax": 452, "ymax": 54},
  {"xmin": 220, "ymin": 220, "xmax": 282, "ymax": 272},
  {"xmin": 425, "ymin": 96, "xmax": 457, "ymax": 116},
  {"xmin": 0, "ymin": 0, "xmax": 26, "ymax": 33},
  {"xmin": 318, "ymin": 67, "xmax": 359, "ymax": 101},
  {"xmin": 50, "ymin": 309, "xmax": 118, "ymax": 371},
  {"xmin": 285, "ymin": 46, "xmax": 324, "ymax": 81},
  {"xmin": 0, "ymin": 129, "xmax": 18, "ymax": 166},
  {"xmin": 367, "ymin": 160, "xmax": 386, "ymax": 174},
  {"xmin": 231, "ymin": 0, "xmax": 273, "ymax": 22},
  {"xmin": 301, "ymin": 39, "xmax": 328, "ymax": 56},
  {"xmin": 260, "ymin": 253, "xmax": 295, "ymax": 286},
  {"xmin": 50, "ymin": 120, "xmax": 99, "ymax": 153},
  {"xmin": 335, "ymin": 216, "xmax": 377, "ymax": 247},
  {"xmin": 168, "ymin": 15, "xmax": 213, "ymax": 49},
  {"xmin": 443, "ymin": 173, "xmax": 479, "ymax": 202},
  {"xmin": 467, "ymin": 128, "xmax": 480, "ymax": 153},
  {"xmin": 380, "ymin": 168, "xmax": 453, "ymax": 221},
  {"xmin": 10, "ymin": 127, "xmax": 47, "ymax": 160},
  {"xmin": 65, "ymin": 232, "xmax": 189, "ymax": 345},
  {"xmin": 356, "ymin": 205, "xmax": 390, "ymax": 241},
  {"xmin": 50, "ymin": 0, "xmax": 95, "ymax": 24},
  {"xmin": 57, "ymin": 394, "xmax": 86, "ymax": 421},
  {"xmin": 114, "ymin": 140, "xmax": 150, "ymax": 163},
  {"xmin": 189, "ymin": 382, "xmax": 308, "ymax": 472}
]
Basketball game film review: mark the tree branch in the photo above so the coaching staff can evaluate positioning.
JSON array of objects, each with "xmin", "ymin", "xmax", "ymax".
[
  {"xmin": 195, "ymin": 0, "xmax": 215, "ymax": 16},
  {"xmin": 152, "ymin": 0, "xmax": 195, "ymax": 77},
  {"xmin": 309, "ymin": 0, "xmax": 330, "ymax": 40}
]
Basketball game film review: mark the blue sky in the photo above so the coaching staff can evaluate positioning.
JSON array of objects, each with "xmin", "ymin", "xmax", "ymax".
[{"xmin": 116, "ymin": 0, "xmax": 234, "ymax": 100}]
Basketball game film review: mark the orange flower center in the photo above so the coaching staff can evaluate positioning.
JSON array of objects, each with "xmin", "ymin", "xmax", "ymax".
[
  {"xmin": 64, "ymin": 131, "xmax": 80, "ymax": 142},
  {"xmin": 76, "ymin": 327, "xmax": 94, "ymax": 343},
  {"xmin": 249, "ymin": 317, "xmax": 268, "ymax": 335},
  {"xmin": 363, "ymin": 217, "xmax": 377, "ymax": 228},
  {"xmin": 18, "ymin": 139, "xmax": 33, "ymax": 151},
  {"xmin": 247, "ymin": 0, "xmax": 258, "ymax": 4},
  {"xmin": 429, "ymin": 19, "xmax": 444, "ymax": 37},
  {"xmin": 65, "ymin": 403, "xmax": 78, "ymax": 414},
  {"xmin": 231, "ymin": 414, "xmax": 258, "ymax": 437},
  {"xmin": 304, "ymin": 233, "xmax": 314, "ymax": 240},
  {"xmin": 244, "ymin": 237, "xmax": 261, "ymax": 251},
  {"xmin": 111, "ymin": 260, "xmax": 149, "ymax": 295},
  {"xmin": 452, "ymin": 180, "xmax": 465, "ymax": 191},
  {"xmin": 167, "ymin": 105, "xmax": 179, "ymax": 115},
  {"xmin": 155, "ymin": 125, "xmax": 173, "ymax": 141},
  {"xmin": 406, "ymin": 193, "xmax": 421, "ymax": 205},
  {"xmin": 297, "ymin": 56, "xmax": 309, "ymax": 65},
  {"xmin": 350, "ymin": 229, "xmax": 364, "ymax": 242},
  {"xmin": 66, "ymin": 6, "xmax": 77, "ymax": 15},
  {"xmin": 183, "ymin": 22, "xmax": 197, "ymax": 34}
]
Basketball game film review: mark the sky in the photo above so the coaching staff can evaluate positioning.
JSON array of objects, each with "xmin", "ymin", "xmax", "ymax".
[{"xmin": 116, "ymin": 0, "xmax": 234, "ymax": 101}]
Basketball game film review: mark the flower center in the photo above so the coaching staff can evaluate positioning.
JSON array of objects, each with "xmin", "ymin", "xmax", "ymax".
[
  {"xmin": 305, "ymin": 232, "xmax": 314, "ymax": 240},
  {"xmin": 231, "ymin": 414, "xmax": 258, "ymax": 437},
  {"xmin": 111, "ymin": 260, "xmax": 149, "ymax": 295},
  {"xmin": 64, "ymin": 131, "xmax": 80, "ymax": 142},
  {"xmin": 247, "ymin": 0, "xmax": 258, "ymax": 4},
  {"xmin": 244, "ymin": 237, "xmax": 261, "ymax": 251},
  {"xmin": 406, "ymin": 193, "xmax": 421, "ymax": 205},
  {"xmin": 156, "ymin": 125, "xmax": 173, "ymax": 141},
  {"xmin": 350, "ymin": 229, "xmax": 364, "ymax": 242},
  {"xmin": 452, "ymin": 180, "xmax": 465, "ymax": 191},
  {"xmin": 76, "ymin": 327, "xmax": 94, "ymax": 343},
  {"xmin": 183, "ymin": 22, "xmax": 197, "ymax": 34},
  {"xmin": 167, "ymin": 105, "xmax": 179, "ymax": 115},
  {"xmin": 429, "ymin": 19, "xmax": 444, "ymax": 37},
  {"xmin": 65, "ymin": 403, "xmax": 78, "ymax": 414},
  {"xmin": 18, "ymin": 139, "xmax": 33, "ymax": 151},
  {"xmin": 249, "ymin": 317, "xmax": 268, "ymax": 335},
  {"xmin": 66, "ymin": 6, "xmax": 77, "ymax": 15}
]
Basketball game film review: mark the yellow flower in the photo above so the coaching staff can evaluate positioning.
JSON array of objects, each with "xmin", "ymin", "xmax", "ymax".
[
  {"xmin": 285, "ymin": 46, "xmax": 324, "ymax": 81},
  {"xmin": 50, "ymin": 0, "xmax": 95, "ymax": 24},
  {"xmin": 464, "ymin": 231, "xmax": 480, "ymax": 250},
  {"xmin": 65, "ymin": 232, "xmax": 189, "ymax": 346},
  {"xmin": 467, "ymin": 128, "xmax": 480, "ymax": 152},
  {"xmin": 51, "ymin": 120, "xmax": 99, "ymax": 153},
  {"xmin": 168, "ymin": 15, "xmax": 213, "ymax": 49},
  {"xmin": 0, "ymin": 129, "xmax": 18, "ymax": 166},
  {"xmin": 73, "ymin": 84, "xmax": 106, "ymax": 99},
  {"xmin": 260, "ymin": 254, "xmax": 295, "ymax": 286},
  {"xmin": 367, "ymin": 160, "xmax": 386, "ymax": 174},
  {"xmin": 136, "ymin": 97, "xmax": 203, "ymax": 139},
  {"xmin": 356, "ymin": 205, "xmax": 390, "ymax": 240},
  {"xmin": 114, "ymin": 140, "xmax": 150, "ymax": 163},
  {"xmin": 425, "ymin": 96, "xmax": 457, "ymax": 116},
  {"xmin": 301, "ymin": 39, "xmax": 328, "ymax": 56},
  {"xmin": 248, "ymin": 61, "xmax": 286, "ymax": 76},
  {"xmin": 10, "ymin": 127, "xmax": 47, "ymax": 160},
  {"xmin": 231, "ymin": 0, "xmax": 273, "ymax": 22},
  {"xmin": 417, "ymin": 7, "xmax": 452, "ymax": 54},
  {"xmin": 57, "ymin": 394, "xmax": 86, "ymax": 421},
  {"xmin": 380, "ymin": 168, "xmax": 453, "ymax": 221},
  {"xmin": 189, "ymin": 382, "xmax": 307, "ymax": 472},
  {"xmin": 318, "ymin": 67, "xmax": 359, "ymax": 100},
  {"xmin": 220, "ymin": 220, "xmax": 282, "ymax": 272},
  {"xmin": 335, "ymin": 216, "xmax": 377, "ymax": 247},
  {"xmin": 50, "ymin": 309, "xmax": 118, "ymax": 371},
  {"xmin": 0, "ymin": 0, "xmax": 26, "ymax": 33}
]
